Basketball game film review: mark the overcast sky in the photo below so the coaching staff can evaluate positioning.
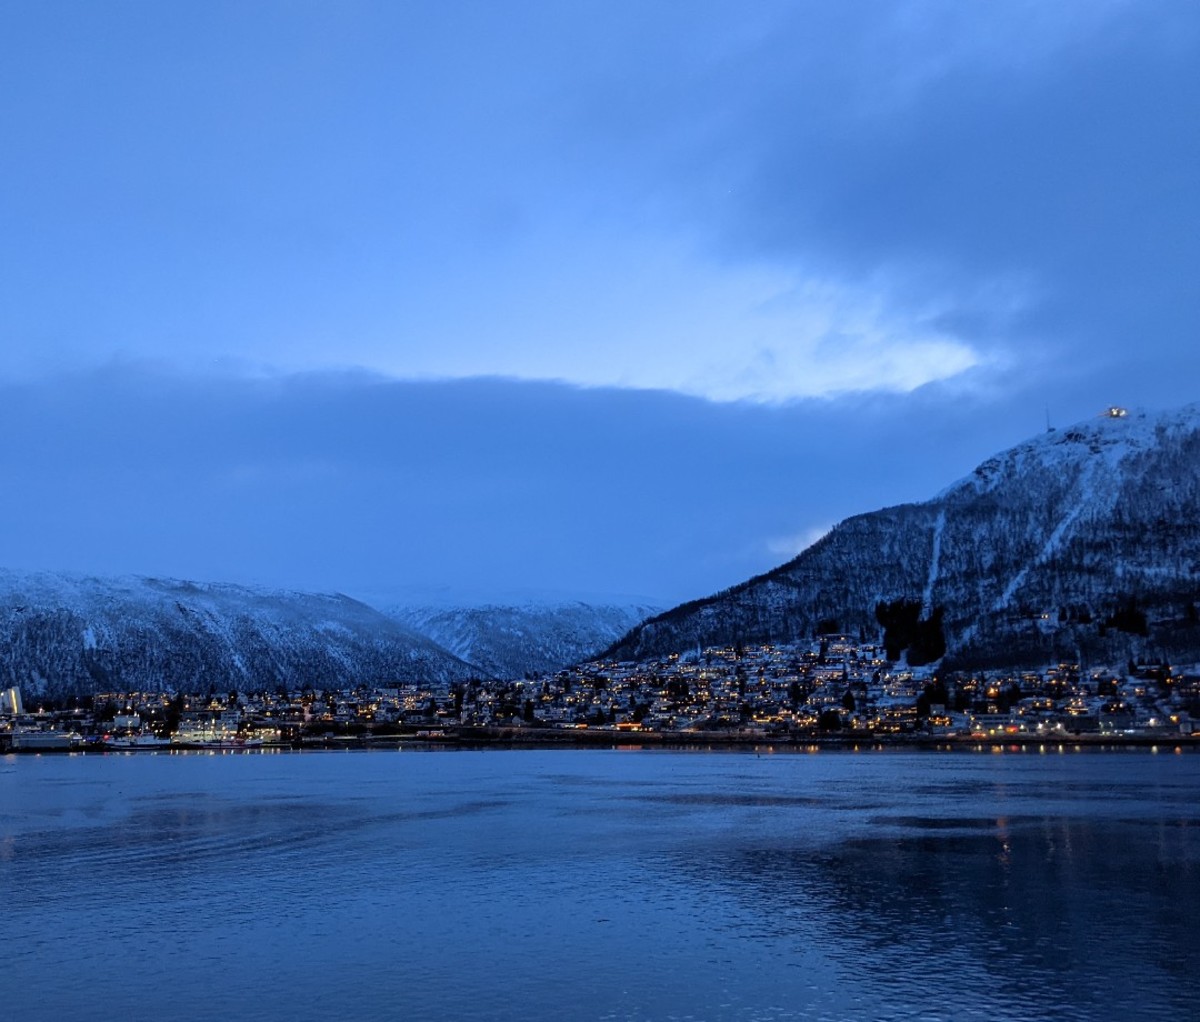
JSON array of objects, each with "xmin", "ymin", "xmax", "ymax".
[{"xmin": 1, "ymin": 1, "xmax": 1197, "ymax": 606}]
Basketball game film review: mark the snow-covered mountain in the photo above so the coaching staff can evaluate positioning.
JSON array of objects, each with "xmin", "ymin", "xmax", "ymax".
[
  {"xmin": 385, "ymin": 601, "xmax": 661, "ymax": 679},
  {"xmin": 0, "ymin": 571, "xmax": 478, "ymax": 699},
  {"xmin": 605, "ymin": 405, "xmax": 1200, "ymax": 670}
]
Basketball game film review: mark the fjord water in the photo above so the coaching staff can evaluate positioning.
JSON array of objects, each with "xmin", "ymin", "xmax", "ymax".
[{"xmin": 3, "ymin": 748, "xmax": 1198, "ymax": 1022}]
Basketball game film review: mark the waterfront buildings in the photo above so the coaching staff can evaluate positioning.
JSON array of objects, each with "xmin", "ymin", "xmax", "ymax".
[{"xmin": 2, "ymin": 635, "xmax": 1196, "ymax": 746}]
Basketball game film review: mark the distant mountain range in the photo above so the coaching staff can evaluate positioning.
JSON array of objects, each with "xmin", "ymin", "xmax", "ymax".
[
  {"xmin": 605, "ymin": 405, "xmax": 1200, "ymax": 670},
  {"xmin": 0, "ymin": 572, "xmax": 478, "ymax": 699},
  {"xmin": 386, "ymin": 601, "xmax": 660, "ymax": 680},
  {"xmin": 8, "ymin": 403, "xmax": 1200, "ymax": 697},
  {"xmin": 0, "ymin": 571, "xmax": 659, "ymax": 698}
]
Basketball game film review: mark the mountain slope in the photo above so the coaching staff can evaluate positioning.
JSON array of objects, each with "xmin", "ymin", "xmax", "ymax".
[
  {"xmin": 0, "ymin": 571, "xmax": 479, "ymax": 698},
  {"xmin": 605, "ymin": 406, "xmax": 1200, "ymax": 669},
  {"xmin": 386, "ymin": 601, "xmax": 661, "ymax": 679}
]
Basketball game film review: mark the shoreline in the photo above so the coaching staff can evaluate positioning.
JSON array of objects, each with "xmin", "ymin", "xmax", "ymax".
[{"xmin": 6, "ymin": 728, "xmax": 1199, "ymax": 754}]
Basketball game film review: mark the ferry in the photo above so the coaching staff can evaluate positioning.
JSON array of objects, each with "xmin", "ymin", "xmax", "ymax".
[
  {"xmin": 103, "ymin": 731, "xmax": 172, "ymax": 750},
  {"xmin": 170, "ymin": 733, "xmax": 264, "ymax": 750},
  {"xmin": 4, "ymin": 728, "xmax": 85, "ymax": 751}
]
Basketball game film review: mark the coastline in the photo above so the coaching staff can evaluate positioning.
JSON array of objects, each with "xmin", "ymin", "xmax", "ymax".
[{"xmin": 6, "ymin": 728, "xmax": 1198, "ymax": 754}]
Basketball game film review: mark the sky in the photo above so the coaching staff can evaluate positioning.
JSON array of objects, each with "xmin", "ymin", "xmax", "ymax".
[{"xmin": 0, "ymin": 0, "xmax": 1197, "ymax": 607}]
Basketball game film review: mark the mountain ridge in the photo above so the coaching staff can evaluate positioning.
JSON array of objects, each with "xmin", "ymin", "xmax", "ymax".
[
  {"xmin": 0, "ymin": 570, "xmax": 480, "ymax": 698},
  {"xmin": 386, "ymin": 600, "xmax": 661, "ymax": 680},
  {"xmin": 0, "ymin": 569, "xmax": 663, "ymax": 697},
  {"xmin": 604, "ymin": 404, "xmax": 1200, "ymax": 669}
]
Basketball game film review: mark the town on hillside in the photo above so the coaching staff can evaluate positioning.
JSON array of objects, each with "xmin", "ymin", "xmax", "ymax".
[{"xmin": 2, "ymin": 633, "xmax": 1198, "ymax": 750}]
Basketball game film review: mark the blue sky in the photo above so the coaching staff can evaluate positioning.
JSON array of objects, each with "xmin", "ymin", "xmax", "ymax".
[{"xmin": 0, "ymin": 1, "xmax": 1197, "ymax": 605}]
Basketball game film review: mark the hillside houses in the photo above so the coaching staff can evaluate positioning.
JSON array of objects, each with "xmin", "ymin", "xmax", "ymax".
[{"xmin": 4, "ymin": 635, "xmax": 1197, "ymax": 744}]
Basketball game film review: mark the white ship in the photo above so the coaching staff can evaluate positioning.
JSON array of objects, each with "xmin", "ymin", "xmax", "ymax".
[
  {"xmin": 6, "ymin": 728, "xmax": 85, "ymax": 751},
  {"xmin": 171, "ymin": 735, "xmax": 264, "ymax": 749},
  {"xmin": 103, "ymin": 731, "xmax": 172, "ymax": 750}
]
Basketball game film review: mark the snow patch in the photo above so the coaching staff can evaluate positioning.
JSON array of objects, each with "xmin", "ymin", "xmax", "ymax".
[{"xmin": 921, "ymin": 510, "xmax": 946, "ymax": 617}]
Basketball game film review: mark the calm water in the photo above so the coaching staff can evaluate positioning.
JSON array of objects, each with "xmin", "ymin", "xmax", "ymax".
[{"xmin": 2, "ymin": 746, "xmax": 1198, "ymax": 1021}]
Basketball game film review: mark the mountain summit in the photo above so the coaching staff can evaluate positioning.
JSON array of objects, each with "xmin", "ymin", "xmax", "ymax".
[{"xmin": 605, "ymin": 405, "xmax": 1200, "ymax": 670}]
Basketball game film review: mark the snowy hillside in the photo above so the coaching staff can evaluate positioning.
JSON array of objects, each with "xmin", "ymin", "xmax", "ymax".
[
  {"xmin": 0, "ymin": 571, "xmax": 478, "ymax": 698},
  {"xmin": 606, "ymin": 405, "xmax": 1200, "ymax": 669},
  {"xmin": 385, "ymin": 601, "xmax": 661, "ymax": 679}
]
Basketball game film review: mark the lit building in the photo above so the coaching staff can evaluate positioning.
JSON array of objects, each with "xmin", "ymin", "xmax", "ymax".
[{"xmin": 1, "ymin": 686, "xmax": 23, "ymax": 716}]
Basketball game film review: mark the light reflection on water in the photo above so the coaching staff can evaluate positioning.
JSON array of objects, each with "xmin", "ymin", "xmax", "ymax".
[{"xmin": 2, "ymin": 748, "xmax": 1199, "ymax": 1021}]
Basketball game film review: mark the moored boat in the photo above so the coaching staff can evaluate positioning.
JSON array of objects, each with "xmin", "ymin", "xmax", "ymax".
[
  {"xmin": 103, "ymin": 731, "xmax": 172, "ymax": 750},
  {"xmin": 7, "ymin": 728, "xmax": 85, "ymax": 751},
  {"xmin": 170, "ymin": 733, "xmax": 265, "ymax": 749}
]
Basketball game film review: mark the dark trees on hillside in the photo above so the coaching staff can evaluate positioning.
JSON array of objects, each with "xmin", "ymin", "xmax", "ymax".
[
  {"xmin": 909, "ymin": 609, "xmax": 947, "ymax": 666},
  {"xmin": 817, "ymin": 708, "xmax": 843, "ymax": 731},
  {"xmin": 875, "ymin": 599, "xmax": 946, "ymax": 665},
  {"xmin": 164, "ymin": 693, "xmax": 185, "ymax": 734},
  {"xmin": 916, "ymin": 679, "xmax": 950, "ymax": 717},
  {"xmin": 1106, "ymin": 599, "xmax": 1149, "ymax": 637},
  {"xmin": 876, "ymin": 599, "xmax": 920, "ymax": 660}
]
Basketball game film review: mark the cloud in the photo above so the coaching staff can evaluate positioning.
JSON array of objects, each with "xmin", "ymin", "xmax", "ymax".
[
  {"xmin": 767, "ymin": 524, "xmax": 832, "ymax": 560},
  {"xmin": 374, "ymin": 255, "xmax": 989, "ymax": 403},
  {"xmin": 399, "ymin": 0, "xmax": 1196, "ymax": 405},
  {"xmin": 1, "ymin": 1, "xmax": 1193, "ymax": 413},
  {"xmin": 664, "ymin": 0, "xmax": 1200, "ymax": 399},
  {"xmin": 0, "ymin": 366, "xmax": 1058, "ymax": 604},
  {"xmin": 687, "ymin": 271, "xmax": 989, "ymax": 402}
]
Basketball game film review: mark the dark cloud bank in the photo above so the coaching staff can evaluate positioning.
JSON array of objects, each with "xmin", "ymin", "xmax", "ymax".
[{"xmin": 0, "ymin": 367, "xmax": 1063, "ymax": 605}]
